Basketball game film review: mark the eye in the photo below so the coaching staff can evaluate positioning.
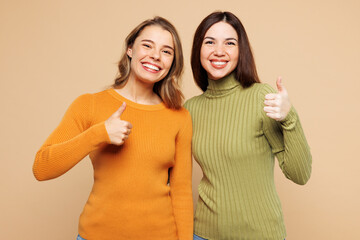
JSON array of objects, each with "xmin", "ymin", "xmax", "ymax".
[
  {"xmin": 142, "ymin": 44, "xmax": 151, "ymax": 48},
  {"xmin": 226, "ymin": 41, "xmax": 236, "ymax": 46},
  {"xmin": 162, "ymin": 50, "xmax": 173, "ymax": 55},
  {"xmin": 204, "ymin": 40, "xmax": 214, "ymax": 45}
]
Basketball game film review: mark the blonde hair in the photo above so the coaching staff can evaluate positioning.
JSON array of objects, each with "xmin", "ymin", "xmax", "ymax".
[{"xmin": 113, "ymin": 17, "xmax": 184, "ymax": 109}]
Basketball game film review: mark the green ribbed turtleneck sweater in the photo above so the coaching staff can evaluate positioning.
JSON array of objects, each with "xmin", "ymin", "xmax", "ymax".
[{"xmin": 184, "ymin": 74, "xmax": 312, "ymax": 240}]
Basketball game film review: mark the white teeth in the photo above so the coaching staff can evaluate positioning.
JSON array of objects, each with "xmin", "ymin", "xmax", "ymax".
[
  {"xmin": 212, "ymin": 61, "xmax": 227, "ymax": 66},
  {"xmin": 142, "ymin": 63, "xmax": 159, "ymax": 71}
]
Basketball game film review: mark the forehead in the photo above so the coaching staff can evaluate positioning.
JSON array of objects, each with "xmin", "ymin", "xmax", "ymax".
[
  {"xmin": 205, "ymin": 21, "xmax": 238, "ymax": 39},
  {"xmin": 136, "ymin": 25, "xmax": 174, "ymax": 47}
]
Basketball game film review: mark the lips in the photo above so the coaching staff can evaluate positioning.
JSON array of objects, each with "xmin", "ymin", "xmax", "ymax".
[
  {"xmin": 142, "ymin": 62, "xmax": 162, "ymax": 73},
  {"xmin": 210, "ymin": 60, "xmax": 228, "ymax": 69}
]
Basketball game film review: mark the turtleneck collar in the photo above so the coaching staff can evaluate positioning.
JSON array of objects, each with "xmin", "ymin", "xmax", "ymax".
[{"xmin": 204, "ymin": 72, "xmax": 241, "ymax": 98}]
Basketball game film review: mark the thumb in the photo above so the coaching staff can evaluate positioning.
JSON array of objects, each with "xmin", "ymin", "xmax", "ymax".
[
  {"xmin": 113, "ymin": 102, "xmax": 126, "ymax": 118},
  {"xmin": 276, "ymin": 76, "xmax": 284, "ymax": 93}
]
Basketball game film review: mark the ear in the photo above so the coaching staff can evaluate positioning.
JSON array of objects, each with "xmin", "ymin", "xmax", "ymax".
[{"xmin": 127, "ymin": 47, "xmax": 132, "ymax": 58}]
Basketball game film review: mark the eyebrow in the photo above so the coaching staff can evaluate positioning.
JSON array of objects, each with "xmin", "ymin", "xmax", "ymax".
[
  {"xmin": 141, "ymin": 39, "xmax": 174, "ymax": 51},
  {"xmin": 204, "ymin": 36, "xmax": 238, "ymax": 41}
]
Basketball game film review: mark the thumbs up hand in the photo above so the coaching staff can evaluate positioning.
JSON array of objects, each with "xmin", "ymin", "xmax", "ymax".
[
  {"xmin": 105, "ymin": 102, "xmax": 133, "ymax": 145},
  {"xmin": 263, "ymin": 77, "xmax": 292, "ymax": 121}
]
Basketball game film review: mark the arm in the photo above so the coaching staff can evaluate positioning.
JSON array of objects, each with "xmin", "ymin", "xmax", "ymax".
[
  {"xmin": 33, "ymin": 94, "xmax": 110, "ymax": 181},
  {"xmin": 260, "ymin": 84, "xmax": 312, "ymax": 185},
  {"xmin": 169, "ymin": 110, "xmax": 193, "ymax": 240}
]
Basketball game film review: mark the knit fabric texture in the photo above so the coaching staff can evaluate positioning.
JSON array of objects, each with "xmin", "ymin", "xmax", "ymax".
[
  {"xmin": 184, "ymin": 73, "xmax": 312, "ymax": 240},
  {"xmin": 33, "ymin": 89, "xmax": 193, "ymax": 240}
]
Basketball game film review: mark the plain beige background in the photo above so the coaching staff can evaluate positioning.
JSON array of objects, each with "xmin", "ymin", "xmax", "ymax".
[{"xmin": 1, "ymin": 0, "xmax": 359, "ymax": 239}]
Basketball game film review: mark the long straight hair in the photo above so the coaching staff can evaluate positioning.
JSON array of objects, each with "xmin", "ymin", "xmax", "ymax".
[
  {"xmin": 191, "ymin": 11, "xmax": 260, "ymax": 91},
  {"xmin": 113, "ymin": 17, "xmax": 184, "ymax": 109}
]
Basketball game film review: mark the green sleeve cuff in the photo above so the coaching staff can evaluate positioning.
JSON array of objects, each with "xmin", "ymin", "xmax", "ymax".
[{"xmin": 280, "ymin": 106, "xmax": 298, "ymax": 130}]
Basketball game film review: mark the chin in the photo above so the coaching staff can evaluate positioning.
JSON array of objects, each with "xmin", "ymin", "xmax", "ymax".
[
  {"xmin": 141, "ymin": 75, "xmax": 164, "ymax": 84},
  {"xmin": 139, "ymin": 72, "xmax": 163, "ymax": 82},
  {"xmin": 209, "ymin": 73, "xmax": 227, "ymax": 80}
]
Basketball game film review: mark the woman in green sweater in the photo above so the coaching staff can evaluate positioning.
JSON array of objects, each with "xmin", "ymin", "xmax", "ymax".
[{"xmin": 184, "ymin": 11, "xmax": 312, "ymax": 240}]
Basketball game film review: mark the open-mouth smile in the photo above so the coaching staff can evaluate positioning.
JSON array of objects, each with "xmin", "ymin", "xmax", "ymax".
[
  {"xmin": 142, "ymin": 62, "xmax": 162, "ymax": 72},
  {"xmin": 210, "ymin": 60, "xmax": 228, "ymax": 69}
]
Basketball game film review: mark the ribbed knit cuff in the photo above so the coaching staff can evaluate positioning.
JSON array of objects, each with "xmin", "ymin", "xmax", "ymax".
[
  {"xmin": 280, "ymin": 106, "xmax": 298, "ymax": 130},
  {"xmin": 88, "ymin": 121, "xmax": 111, "ymax": 147}
]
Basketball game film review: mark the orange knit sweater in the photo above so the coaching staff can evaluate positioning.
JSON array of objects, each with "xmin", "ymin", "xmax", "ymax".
[{"xmin": 33, "ymin": 89, "xmax": 193, "ymax": 240}]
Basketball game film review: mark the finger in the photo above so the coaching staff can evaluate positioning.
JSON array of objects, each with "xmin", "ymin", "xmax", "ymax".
[
  {"xmin": 113, "ymin": 102, "xmax": 127, "ymax": 118},
  {"xmin": 264, "ymin": 93, "xmax": 277, "ymax": 100},
  {"xmin": 264, "ymin": 106, "xmax": 280, "ymax": 113},
  {"xmin": 120, "ymin": 123, "xmax": 132, "ymax": 135},
  {"xmin": 122, "ymin": 121, "xmax": 133, "ymax": 129},
  {"xmin": 277, "ymin": 77, "xmax": 289, "ymax": 96},
  {"xmin": 264, "ymin": 100, "xmax": 279, "ymax": 107},
  {"xmin": 276, "ymin": 76, "xmax": 283, "ymax": 92}
]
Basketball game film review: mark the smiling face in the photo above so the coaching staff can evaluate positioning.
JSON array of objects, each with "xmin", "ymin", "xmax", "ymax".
[
  {"xmin": 200, "ymin": 21, "xmax": 239, "ymax": 80},
  {"xmin": 127, "ymin": 25, "xmax": 175, "ymax": 86}
]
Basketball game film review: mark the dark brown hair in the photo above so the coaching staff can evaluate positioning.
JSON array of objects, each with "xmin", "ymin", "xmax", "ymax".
[
  {"xmin": 113, "ymin": 17, "xmax": 184, "ymax": 109},
  {"xmin": 191, "ymin": 11, "xmax": 260, "ymax": 91}
]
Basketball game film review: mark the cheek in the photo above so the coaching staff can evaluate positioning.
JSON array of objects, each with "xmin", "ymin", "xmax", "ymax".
[
  {"xmin": 133, "ymin": 47, "xmax": 147, "ymax": 59},
  {"xmin": 163, "ymin": 57, "xmax": 174, "ymax": 71},
  {"xmin": 200, "ymin": 47, "xmax": 208, "ymax": 61},
  {"xmin": 200, "ymin": 49, "xmax": 209, "ymax": 68},
  {"xmin": 230, "ymin": 49, "xmax": 239, "ymax": 61}
]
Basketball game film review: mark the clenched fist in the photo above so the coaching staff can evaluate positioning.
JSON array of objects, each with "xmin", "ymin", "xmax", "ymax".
[
  {"xmin": 105, "ymin": 102, "xmax": 133, "ymax": 145},
  {"xmin": 263, "ymin": 77, "xmax": 292, "ymax": 121}
]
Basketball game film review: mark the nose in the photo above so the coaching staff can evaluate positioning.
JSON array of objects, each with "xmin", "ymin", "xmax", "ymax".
[
  {"xmin": 214, "ymin": 44, "xmax": 225, "ymax": 56},
  {"xmin": 150, "ymin": 49, "xmax": 160, "ymax": 61}
]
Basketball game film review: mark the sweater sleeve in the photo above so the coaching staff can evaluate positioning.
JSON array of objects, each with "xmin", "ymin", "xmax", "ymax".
[
  {"xmin": 33, "ymin": 94, "xmax": 110, "ymax": 181},
  {"xmin": 259, "ymin": 84, "xmax": 312, "ymax": 185},
  {"xmin": 169, "ymin": 110, "xmax": 194, "ymax": 240}
]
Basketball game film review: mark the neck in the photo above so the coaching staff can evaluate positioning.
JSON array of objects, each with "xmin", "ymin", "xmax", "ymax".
[
  {"xmin": 114, "ymin": 74, "xmax": 161, "ymax": 105},
  {"xmin": 205, "ymin": 72, "xmax": 241, "ymax": 97}
]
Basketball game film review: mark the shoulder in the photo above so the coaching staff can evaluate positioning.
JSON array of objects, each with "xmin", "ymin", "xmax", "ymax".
[
  {"xmin": 69, "ymin": 89, "xmax": 111, "ymax": 114},
  {"xmin": 167, "ymin": 106, "xmax": 191, "ymax": 121},
  {"xmin": 254, "ymin": 83, "xmax": 276, "ymax": 94},
  {"xmin": 91, "ymin": 89, "xmax": 113, "ymax": 100},
  {"xmin": 74, "ymin": 89, "xmax": 117, "ymax": 109},
  {"xmin": 159, "ymin": 107, "xmax": 192, "ymax": 136},
  {"xmin": 69, "ymin": 93, "xmax": 94, "ymax": 110},
  {"xmin": 58, "ymin": 94, "xmax": 95, "ymax": 126},
  {"xmin": 171, "ymin": 107, "xmax": 192, "ymax": 136},
  {"xmin": 72, "ymin": 89, "xmax": 110, "ymax": 103},
  {"xmin": 245, "ymin": 83, "xmax": 277, "ymax": 101},
  {"xmin": 184, "ymin": 93, "xmax": 205, "ymax": 111},
  {"xmin": 243, "ymin": 82, "xmax": 274, "ymax": 92}
]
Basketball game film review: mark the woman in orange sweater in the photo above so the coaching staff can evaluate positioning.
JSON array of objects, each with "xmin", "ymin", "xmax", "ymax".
[{"xmin": 33, "ymin": 17, "xmax": 193, "ymax": 240}]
